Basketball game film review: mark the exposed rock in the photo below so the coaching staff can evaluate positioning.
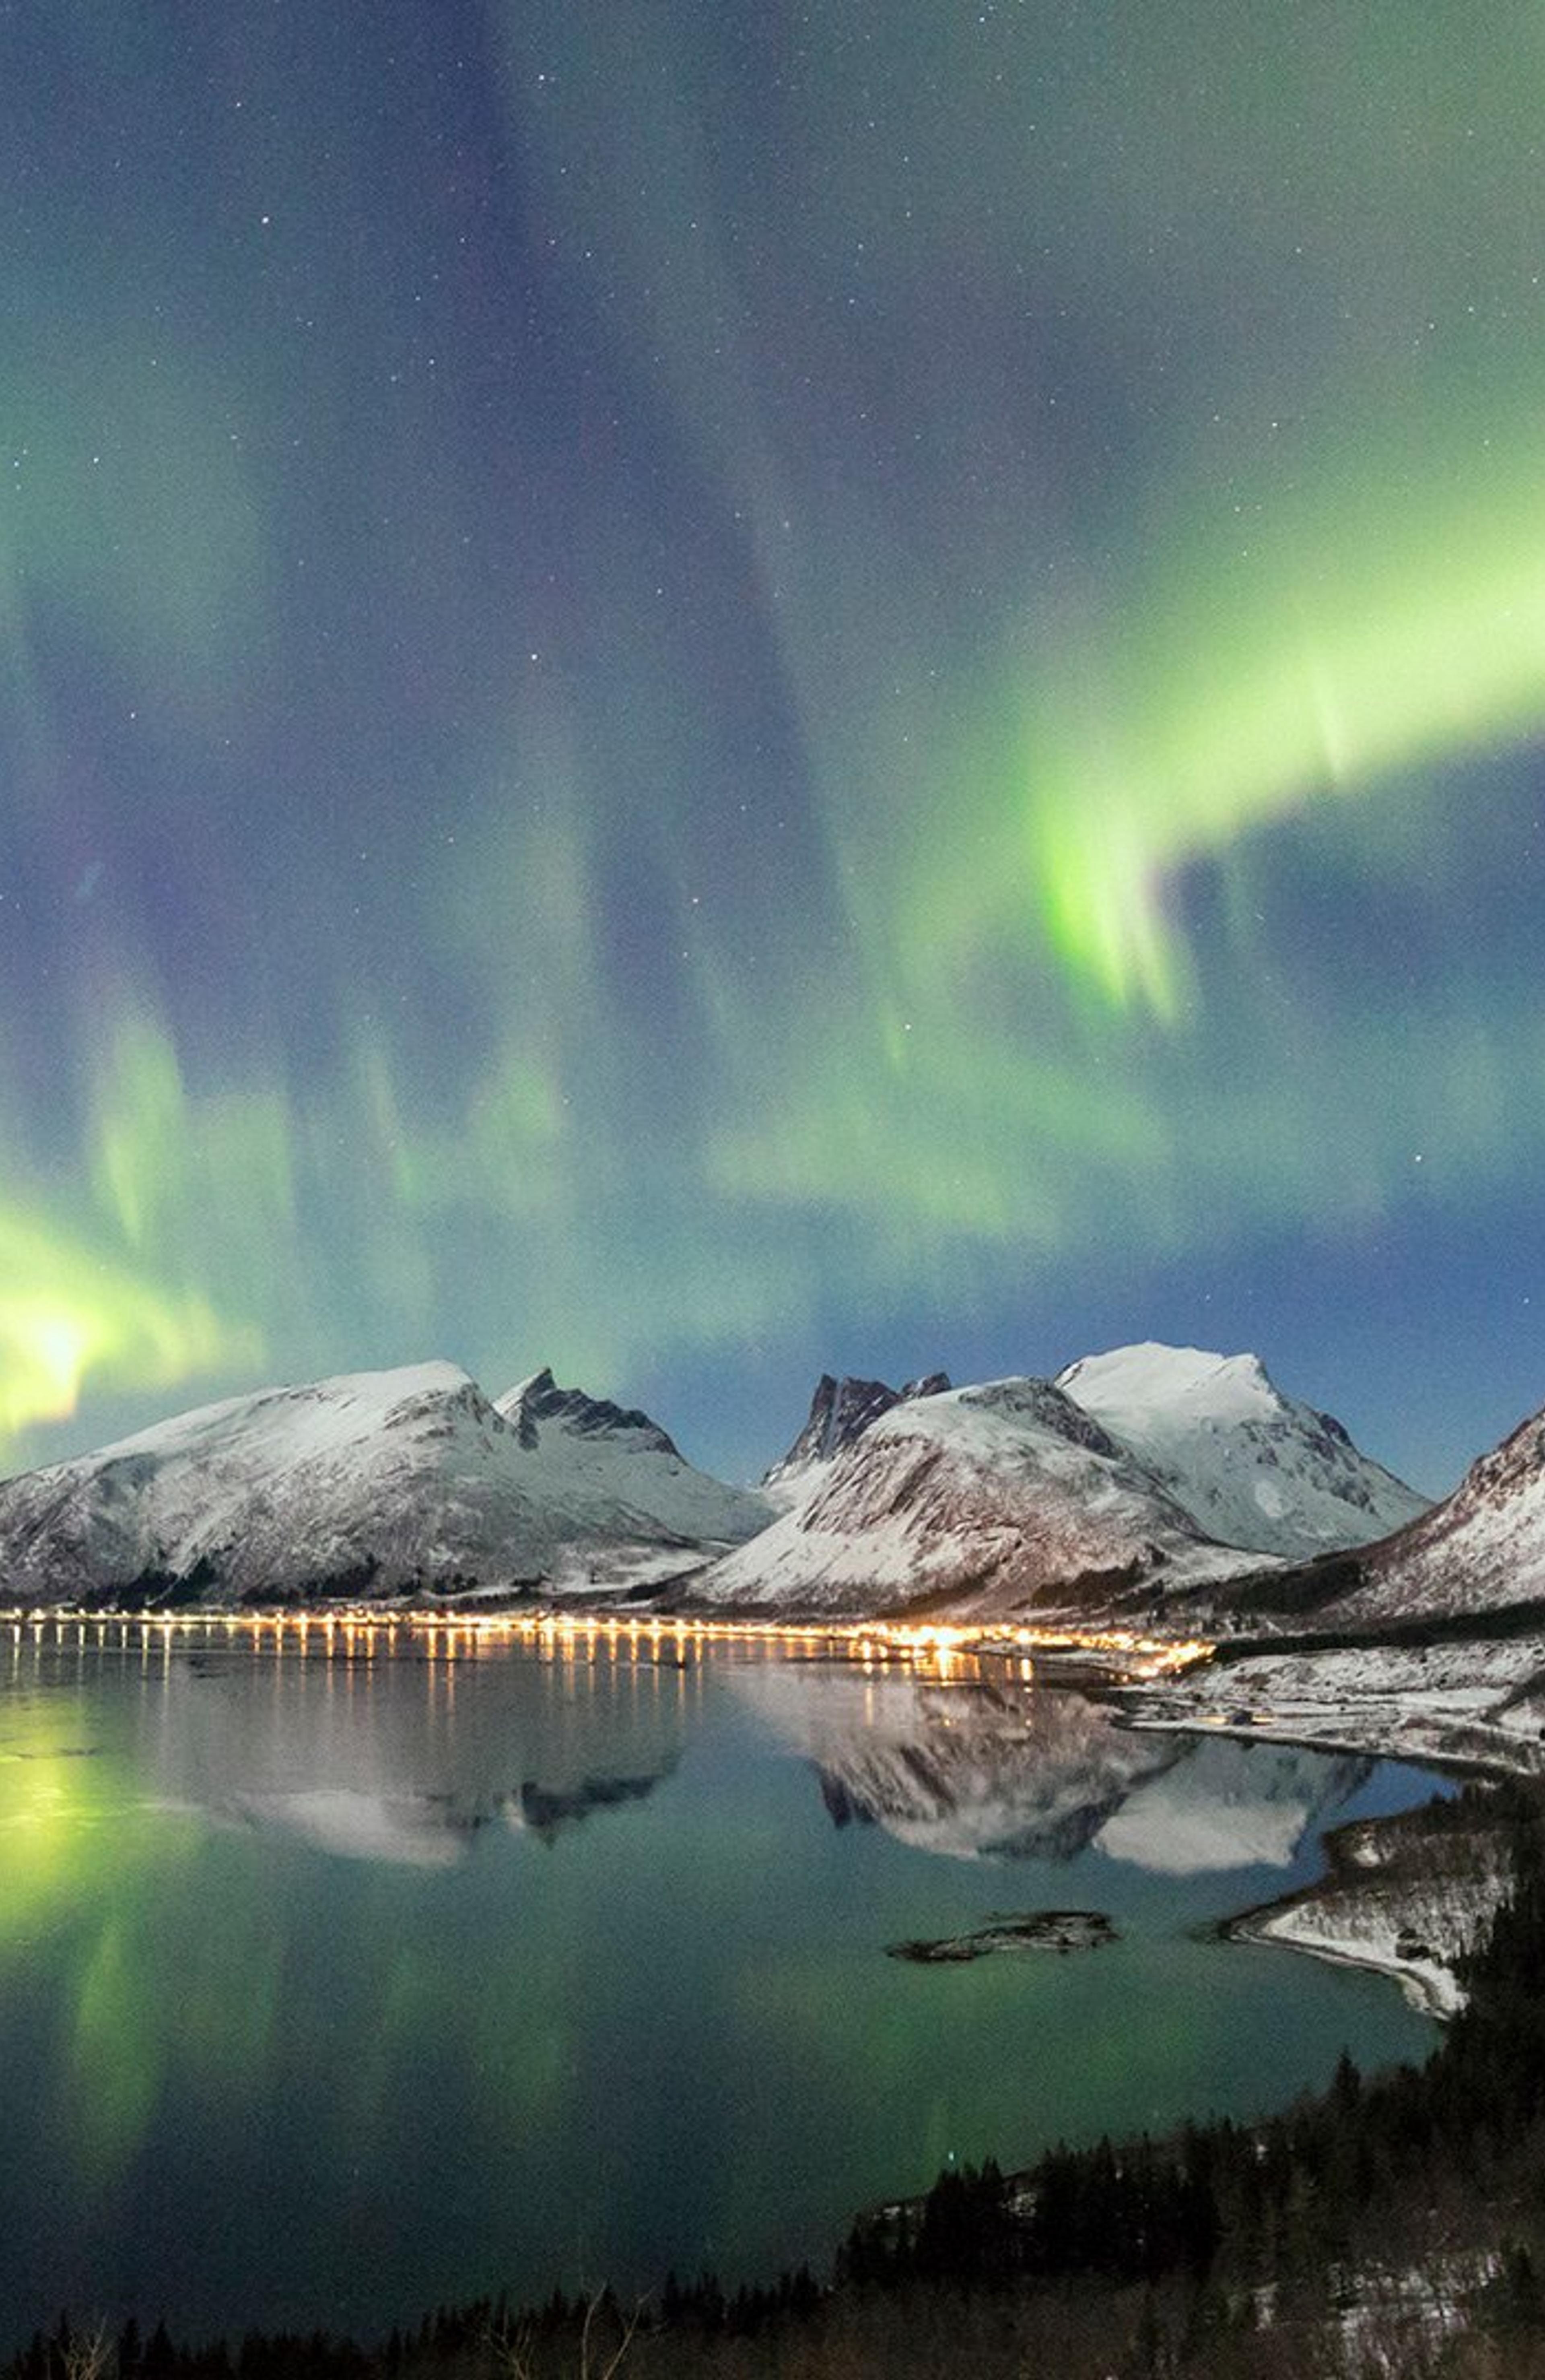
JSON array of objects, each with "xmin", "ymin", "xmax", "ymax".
[
  {"xmin": 762, "ymin": 1369, "xmax": 952, "ymax": 1502},
  {"xmin": 888, "ymin": 1909, "xmax": 1117, "ymax": 1962}
]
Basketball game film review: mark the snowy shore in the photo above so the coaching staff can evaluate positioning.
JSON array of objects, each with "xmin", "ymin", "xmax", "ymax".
[
  {"xmin": 1123, "ymin": 1632, "xmax": 1545, "ymax": 2017},
  {"xmin": 1121, "ymin": 1627, "xmax": 1545, "ymax": 1781}
]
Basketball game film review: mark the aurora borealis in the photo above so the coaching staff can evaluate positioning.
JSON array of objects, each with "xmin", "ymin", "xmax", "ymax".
[{"xmin": 5, "ymin": 0, "xmax": 1545, "ymax": 1491}]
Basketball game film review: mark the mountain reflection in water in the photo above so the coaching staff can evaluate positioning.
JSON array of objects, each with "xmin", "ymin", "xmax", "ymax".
[
  {"xmin": 143, "ymin": 1637, "xmax": 689, "ymax": 1862},
  {"xmin": 0, "ymin": 1626, "xmax": 1434, "ymax": 2353},
  {"xmin": 729, "ymin": 1663, "xmax": 1372, "ymax": 1872}
]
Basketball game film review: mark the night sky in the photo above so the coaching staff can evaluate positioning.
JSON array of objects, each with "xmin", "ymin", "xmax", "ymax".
[{"xmin": 6, "ymin": 0, "xmax": 1545, "ymax": 1497}]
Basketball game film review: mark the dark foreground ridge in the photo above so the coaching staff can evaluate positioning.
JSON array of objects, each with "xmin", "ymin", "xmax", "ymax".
[{"xmin": 15, "ymin": 1777, "xmax": 1545, "ymax": 2378}]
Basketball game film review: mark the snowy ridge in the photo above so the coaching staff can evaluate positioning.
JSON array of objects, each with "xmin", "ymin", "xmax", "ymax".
[
  {"xmin": 496, "ymin": 1367, "xmax": 680, "ymax": 1457},
  {"xmin": 697, "ymin": 1374, "xmax": 1271, "ymax": 1620},
  {"xmin": 0, "ymin": 1361, "xmax": 770, "ymax": 1606},
  {"xmin": 1055, "ymin": 1343, "xmax": 1428, "ymax": 1560},
  {"xmin": 1289, "ymin": 1401, "xmax": 1545, "ymax": 1627}
]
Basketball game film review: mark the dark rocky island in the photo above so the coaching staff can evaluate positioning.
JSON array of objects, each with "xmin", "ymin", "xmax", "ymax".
[{"xmin": 886, "ymin": 1908, "xmax": 1117, "ymax": 1961}]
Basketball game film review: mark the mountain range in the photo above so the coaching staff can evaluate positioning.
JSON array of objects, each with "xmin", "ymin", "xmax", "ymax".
[
  {"xmin": 0, "ymin": 1337, "xmax": 1471, "ymax": 1621},
  {"xmin": 0, "ymin": 1359, "xmax": 769, "ymax": 1606},
  {"xmin": 698, "ymin": 1343, "xmax": 1431, "ymax": 1620}
]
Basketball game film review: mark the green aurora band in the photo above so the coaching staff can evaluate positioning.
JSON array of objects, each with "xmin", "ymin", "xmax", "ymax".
[{"xmin": 3, "ymin": 1, "xmax": 1545, "ymax": 1468}]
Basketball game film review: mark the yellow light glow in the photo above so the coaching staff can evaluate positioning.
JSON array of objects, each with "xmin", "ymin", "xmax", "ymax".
[{"xmin": 0, "ymin": 1603, "xmax": 1214, "ymax": 1683}]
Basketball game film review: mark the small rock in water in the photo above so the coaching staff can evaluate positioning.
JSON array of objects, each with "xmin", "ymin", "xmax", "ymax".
[{"xmin": 886, "ymin": 1909, "xmax": 1117, "ymax": 1963}]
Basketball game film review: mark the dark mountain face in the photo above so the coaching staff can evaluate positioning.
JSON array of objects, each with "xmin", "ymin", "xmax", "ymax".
[
  {"xmin": 499, "ymin": 1366, "xmax": 680, "ymax": 1457},
  {"xmin": 765, "ymin": 1369, "xmax": 952, "ymax": 1486}
]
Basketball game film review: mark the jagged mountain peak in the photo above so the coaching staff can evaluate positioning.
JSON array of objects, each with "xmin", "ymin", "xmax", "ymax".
[
  {"xmin": 762, "ymin": 1366, "xmax": 951, "ymax": 1496},
  {"xmin": 495, "ymin": 1368, "xmax": 680, "ymax": 1458}
]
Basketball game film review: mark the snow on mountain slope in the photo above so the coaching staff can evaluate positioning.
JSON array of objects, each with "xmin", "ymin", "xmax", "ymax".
[
  {"xmin": 1055, "ymin": 1343, "xmax": 1428, "ymax": 1560},
  {"xmin": 0, "ymin": 1361, "xmax": 770, "ymax": 1606},
  {"xmin": 1281, "ymin": 1399, "xmax": 1545, "ymax": 1629},
  {"xmin": 694, "ymin": 1375, "xmax": 1269, "ymax": 1621},
  {"xmin": 762, "ymin": 1369, "xmax": 951, "ymax": 1507}
]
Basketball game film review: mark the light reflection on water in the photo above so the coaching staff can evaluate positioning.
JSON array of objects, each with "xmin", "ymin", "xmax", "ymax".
[{"xmin": 0, "ymin": 1623, "xmax": 1442, "ymax": 2349}]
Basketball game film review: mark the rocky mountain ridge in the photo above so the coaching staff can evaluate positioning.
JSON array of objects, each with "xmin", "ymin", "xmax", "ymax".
[
  {"xmin": 1237, "ymin": 1396, "xmax": 1545, "ymax": 1633},
  {"xmin": 0, "ymin": 1360, "xmax": 770, "ymax": 1607},
  {"xmin": 0, "ymin": 1340, "xmax": 1451, "ymax": 1618}
]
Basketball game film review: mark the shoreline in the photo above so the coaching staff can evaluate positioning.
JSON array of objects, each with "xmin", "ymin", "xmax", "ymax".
[
  {"xmin": 1221, "ymin": 1895, "xmax": 1465, "ymax": 2022},
  {"xmin": 0, "ymin": 1598, "xmax": 1212, "ymax": 1687}
]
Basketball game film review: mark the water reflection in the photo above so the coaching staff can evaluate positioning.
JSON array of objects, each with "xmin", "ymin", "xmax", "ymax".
[
  {"xmin": 6, "ymin": 1619, "xmax": 691, "ymax": 1866},
  {"xmin": 0, "ymin": 1629, "xmax": 1435, "ymax": 2351},
  {"xmin": 162, "ymin": 1646, "xmax": 687, "ymax": 1864},
  {"xmin": 733, "ymin": 1664, "xmax": 1180, "ymax": 1859},
  {"xmin": 1097, "ymin": 1737, "xmax": 1372, "ymax": 1875},
  {"xmin": 733, "ymin": 1663, "xmax": 1372, "ymax": 1875}
]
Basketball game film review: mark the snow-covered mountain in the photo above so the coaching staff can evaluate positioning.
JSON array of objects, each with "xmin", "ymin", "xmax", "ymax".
[
  {"xmin": 1055, "ymin": 1343, "xmax": 1428, "ymax": 1560},
  {"xmin": 696, "ymin": 1375, "xmax": 1268, "ymax": 1621},
  {"xmin": 762, "ymin": 1369, "xmax": 951, "ymax": 1506},
  {"xmin": 1261, "ymin": 1397, "xmax": 1545, "ymax": 1630},
  {"xmin": 0, "ymin": 1361, "xmax": 771, "ymax": 1607}
]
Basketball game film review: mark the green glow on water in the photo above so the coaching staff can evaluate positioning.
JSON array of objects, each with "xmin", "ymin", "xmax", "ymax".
[{"xmin": 0, "ymin": 1634, "xmax": 1441, "ymax": 2344}]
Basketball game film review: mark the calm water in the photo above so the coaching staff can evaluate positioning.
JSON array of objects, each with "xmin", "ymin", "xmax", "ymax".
[{"xmin": 0, "ymin": 1621, "xmax": 1444, "ymax": 2348}]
